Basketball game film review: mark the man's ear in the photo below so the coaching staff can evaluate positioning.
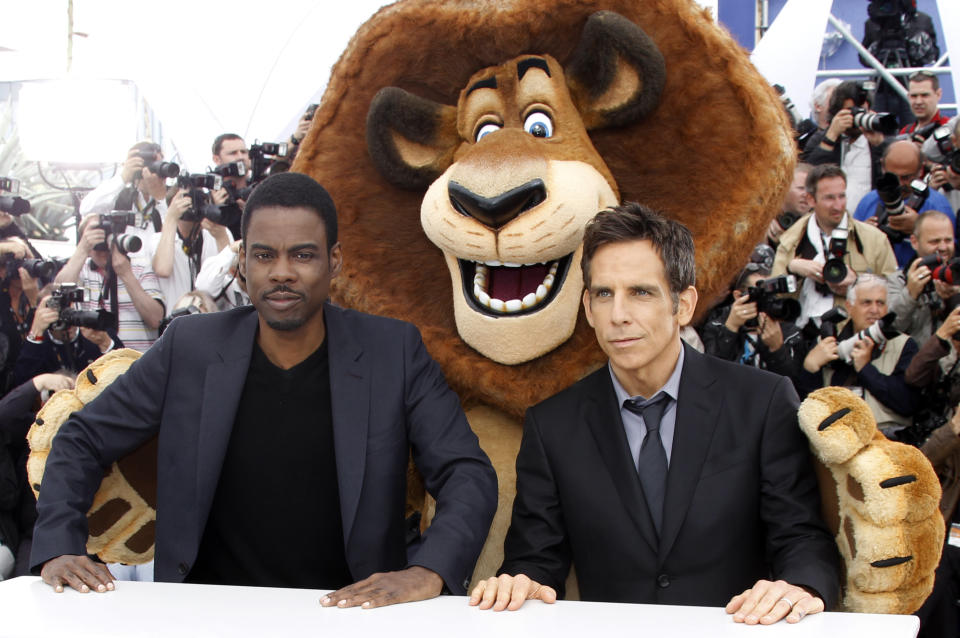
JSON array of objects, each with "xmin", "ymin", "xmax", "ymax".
[
  {"xmin": 909, "ymin": 233, "xmax": 919, "ymax": 254},
  {"xmin": 564, "ymin": 11, "xmax": 666, "ymax": 131},
  {"xmin": 582, "ymin": 288, "xmax": 595, "ymax": 328},
  {"xmin": 237, "ymin": 242, "xmax": 246, "ymax": 281},
  {"xmin": 676, "ymin": 285, "xmax": 698, "ymax": 326},
  {"xmin": 328, "ymin": 241, "xmax": 343, "ymax": 279},
  {"xmin": 366, "ymin": 87, "xmax": 460, "ymax": 190}
]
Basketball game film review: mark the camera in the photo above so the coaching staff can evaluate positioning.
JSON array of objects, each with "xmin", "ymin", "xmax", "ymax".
[
  {"xmin": 249, "ymin": 141, "xmax": 290, "ymax": 183},
  {"xmin": 818, "ymin": 307, "xmax": 849, "ymax": 339},
  {"xmin": 848, "ymin": 107, "xmax": 899, "ymax": 135},
  {"xmin": 822, "ymin": 229, "xmax": 849, "ymax": 286},
  {"xmin": 0, "ymin": 254, "xmax": 59, "ymax": 280},
  {"xmin": 96, "ymin": 211, "xmax": 144, "ymax": 255},
  {"xmin": 158, "ymin": 304, "xmax": 203, "ymax": 336},
  {"xmin": 304, "ymin": 103, "xmax": 319, "ymax": 121},
  {"xmin": 875, "ymin": 173, "xmax": 930, "ymax": 243},
  {"xmin": 745, "ymin": 275, "xmax": 801, "ymax": 323},
  {"xmin": 0, "ymin": 178, "xmax": 30, "ymax": 216},
  {"xmin": 212, "ymin": 161, "xmax": 247, "ymax": 179},
  {"xmin": 132, "ymin": 143, "xmax": 180, "ymax": 179},
  {"xmin": 931, "ymin": 257, "xmax": 960, "ymax": 285},
  {"xmin": 836, "ymin": 313, "xmax": 899, "ymax": 363},
  {"xmin": 177, "ymin": 173, "xmax": 226, "ymax": 224},
  {"xmin": 45, "ymin": 283, "xmax": 114, "ymax": 331},
  {"xmin": 776, "ymin": 210, "xmax": 802, "ymax": 232}
]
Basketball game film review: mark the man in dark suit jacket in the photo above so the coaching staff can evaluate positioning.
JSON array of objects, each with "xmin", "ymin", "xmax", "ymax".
[
  {"xmin": 31, "ymin": 172, "xmax": 497, "ymax": 608},
  {"xmin": 470, "ymin": 203, "xmax": 840, "ymax": 624}
]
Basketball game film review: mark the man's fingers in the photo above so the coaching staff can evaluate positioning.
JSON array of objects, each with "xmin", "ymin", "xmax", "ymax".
[
  {"xmin": 492, "ymin": 574, "xmax": 515, "ymax": 611},
  {"xmin": 468, "ymin": 580, "xmax": 486, "ymax": 606},
  {"xmin": 478, "ymin": 576, "xmax": 500, "ymax": 609},
  {"xmin": 786, "ymin": 595, "xmax": 824, "ymax": 624}
]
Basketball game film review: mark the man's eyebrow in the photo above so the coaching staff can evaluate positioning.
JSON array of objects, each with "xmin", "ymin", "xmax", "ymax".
[
  {"xmin": 287, "ymin": 243, "xmax": 320, "ymax": 252},
  {"xmin": 249, "ymin": 243, "xmax": 274, "ymax": 251},
  {"xmin": 466, "ymin": 76, "xmax": 497, "ymax": 96}
]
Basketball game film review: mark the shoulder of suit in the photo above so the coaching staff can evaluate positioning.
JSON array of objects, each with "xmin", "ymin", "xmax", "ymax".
[
  {"xmin": 324, "ymin": 303, "xmax": 419, "ymax": 340},
  {"xmin": 694, "ymin": 348, "xmax": 786, "ymax": 389},
  {"xmin": 529, "ymin": 365, "xmax": 609, "ymax": 414}
]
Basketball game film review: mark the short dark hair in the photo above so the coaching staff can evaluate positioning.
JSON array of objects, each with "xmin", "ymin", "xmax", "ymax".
[
  {"xmin": 581, "ymin": 202, "xmax": 696, "ymax": 308},
  {"xmin": 805, "ymin": 164, "xmax": 846, "ymax": 198},
  {"xmin": 909, "ymin": 70, "xmax": 940, "ymax": 91},
  {"xmin": 828, "ymin": 80, "xmax": 869, "ymax": 120},
  {"xmin": 212, "ymin": 133, "xmax": 244, "ymax": 157},
  {"xmin": 241, "ymin": 172, "xmax": 338, "ymax": 249}
]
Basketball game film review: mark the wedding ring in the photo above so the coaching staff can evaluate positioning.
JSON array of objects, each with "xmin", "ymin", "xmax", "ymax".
[{"xmin": 778, "ymin": 597, "xmax": 795, "ymax": 608}]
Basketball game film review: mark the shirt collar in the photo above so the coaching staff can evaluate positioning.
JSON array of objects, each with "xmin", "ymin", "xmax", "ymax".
[{"xmin": 609, "ymin": 342, "xmax": 685, "ymax": 404}]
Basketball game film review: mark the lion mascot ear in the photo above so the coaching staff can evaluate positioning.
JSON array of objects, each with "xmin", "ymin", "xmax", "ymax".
[{"xmin": 367, "ymin": 10, "xmax": 665, "ymax": 190}]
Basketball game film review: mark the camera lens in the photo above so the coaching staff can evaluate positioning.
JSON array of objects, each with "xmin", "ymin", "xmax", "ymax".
[{"xmin": 822, "ymin": 258, "xmax": 848, "ymax": 284}]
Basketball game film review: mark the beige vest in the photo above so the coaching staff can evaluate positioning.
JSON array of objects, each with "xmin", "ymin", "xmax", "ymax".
[{"xmin": 824, "ymin": 333, "xmax": 912, "ymax": 433}]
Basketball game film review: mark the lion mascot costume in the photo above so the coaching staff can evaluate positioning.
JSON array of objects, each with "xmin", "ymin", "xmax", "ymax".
[{"xmin": 28, "ymin": 0, "xmax": 945, "ymax": 615}]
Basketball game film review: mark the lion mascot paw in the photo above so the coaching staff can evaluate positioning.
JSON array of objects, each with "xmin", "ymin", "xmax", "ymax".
[
  {"xmin": 798, "ymin": 386, "xmax": 944, "ymax": 614},
  {"xmin": 27, "ymin": 348, "xmax": 158, "ymax": 566}
]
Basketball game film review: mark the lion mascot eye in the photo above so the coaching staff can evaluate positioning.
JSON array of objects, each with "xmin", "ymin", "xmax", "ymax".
[
  {"xmin": 523, "ymin": 112, "xmax": 553, "ymax": 138},
  {"xmin": 475, "ymin": 122, "xmax": 502, "ymax": 142}
]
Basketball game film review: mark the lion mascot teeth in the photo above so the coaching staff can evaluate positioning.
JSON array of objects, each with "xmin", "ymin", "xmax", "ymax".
[{"xmin": 798, "ymin": 387, "xmax": 944, "ymax": 614}]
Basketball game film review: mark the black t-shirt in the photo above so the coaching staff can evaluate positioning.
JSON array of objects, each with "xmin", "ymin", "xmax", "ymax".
[{"xmin": 186, "ymin": 339, "xmax": 352, "ymax": 589}]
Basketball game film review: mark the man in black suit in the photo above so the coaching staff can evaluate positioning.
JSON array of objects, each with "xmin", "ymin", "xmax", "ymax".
[
  {"xmin": 31, "ymin": 172, "xmax": 497, "ymax": 608},
  {"xmin": 470, "ymin": 203, "xmax": 840, "ymax": 624}
]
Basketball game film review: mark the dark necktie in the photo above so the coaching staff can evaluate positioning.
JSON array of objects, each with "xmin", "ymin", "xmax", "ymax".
[{"xmin": 624, "ymin": 393, "xmax": 670, "ymax": 536}]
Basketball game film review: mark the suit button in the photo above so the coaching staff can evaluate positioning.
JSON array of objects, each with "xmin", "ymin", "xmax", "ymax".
[
  {"xmin": 657, "ymin": 574, "xmax": 670, "ymax": 588},
  {"xmin": 178, "ymin": 563, "xmax": 189, "ymax": 576}
]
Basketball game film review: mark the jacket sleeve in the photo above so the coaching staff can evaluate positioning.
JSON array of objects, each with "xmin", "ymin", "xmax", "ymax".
[
  {"xmin": 498, "ymin": 406, "xmax": 572, "ymax": 597},
  {"xmin": 921, "ymin": 422, "xmax": 960, "ymax": 471},
  {"xmin": 700, "ymin": 308, "xmax": 741, "ymax": 362},
  {"xmin": 401, "ymin": 323, "xmax": 498, "ymax": 594},
  {"xmin": 905, "ymin": 334, "xmax": 950, "ymax": 389},
  {"xmin": 887, "ymin": 271, "xmax": 922, "ymax": 337},
  {"xmin": 762, "ymin": 376, "xmax": 842, "ymax": 609},
  {"xmin": 857, "ymin": 338, "xmax": 922, "ymax": 416}
]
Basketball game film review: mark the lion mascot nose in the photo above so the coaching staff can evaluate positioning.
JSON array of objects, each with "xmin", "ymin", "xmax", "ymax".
[{"xmin": 448, "ymin": 179, "xmax": 547, "ymax": 229}]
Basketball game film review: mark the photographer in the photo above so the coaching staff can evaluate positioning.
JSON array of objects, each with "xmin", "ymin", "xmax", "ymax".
[
  {"xmin": 194, "ymin": 238, "xmax": 249, "ymax": 310},
  {"xmin": 766, "ymin": 163, "xmax": 812, "ymax": 248},
  {"xmin": 10, "ymin": 289, "xmax": 122, "ymax": 388},
  {"xmin": 773, "ymin": 164, "xmax": 896, "ymax": 327},
  {"xmin": 55, "ymin": 215, "xmax": 164, "ymax": 352},
  {"xmin": 853, "ymin": 140, "xmax": 954, "ymax": 266},
  {"xmin": 904, "ymin": 305, "xmax": 960, "ymax": 440},
  {"xmin": 150, "ymin": 186, "xmax": 232, "ymax": 305},
  {"xmin": 924, "ymin": 116, "xmax": 960, "ymax": 214},
  {"xmin": 211, "ymin": 134, "xmax": 250, "ymax": 239},
  {"xmin": 700, "ymin": 263, "xmax": 803, "ymax": 383},
  {"xmin": 79, "ymin": 142, "xmax": 175, "ymax": 238},
  {"xmin": 900, "ymin": 70, "xmax": 949, "ymax": 136},
  {"xmin": 886, "ymin": 211, "xmax": 959, "ymax": 343},
  {"xmin": 0, "ymin": 244, "xmax": 45, "ymax": 396},
  {"xmin": 799, "ymin": 274, "xmax": 920, "ymax": 437},
  {"xmin": 804, "ymin": 81, "xmax": 895, "ymax": 213}
]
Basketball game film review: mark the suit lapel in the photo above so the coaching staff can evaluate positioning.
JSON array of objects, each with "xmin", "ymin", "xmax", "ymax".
[
  {"xmin": 195, "ymin": 310, "xmax": 258, "ymax": 536},
  {"xmin": 324, "ymin": 304, "xmax": 370, "ymax": 545},
  {"xmin": 658, "ymin": 344, "xmax": 721, "ymax": 562},
  {"xmin": 583, "ymin": 368, "xmax": 659, "ymax": 554}
]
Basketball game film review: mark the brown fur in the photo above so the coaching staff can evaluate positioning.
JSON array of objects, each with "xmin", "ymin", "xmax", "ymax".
[{"xmin": 293, "ymin": 0, "xmax": 793, "ymax": 417}]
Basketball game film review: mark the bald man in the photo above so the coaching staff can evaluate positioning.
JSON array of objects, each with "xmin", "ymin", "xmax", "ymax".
[{"xmin": 854, "ymin": 140, "xmax": 955, "ymax": 267}]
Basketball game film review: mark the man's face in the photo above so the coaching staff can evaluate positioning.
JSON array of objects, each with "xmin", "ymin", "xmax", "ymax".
[
  {"xmin": 214, "ymin": 138, "xmax": 250, "ymax": 171},
  {"xmin": 239, "ymin": 206, "xmax": 341, "ymax": 333},
  {"xmin": 783, "ymin": 169, "xmax": 811, "ymax": 215},
  {"xmin": 812, "ymin": 176, "xmax": 847, "ymax": 231},
  {"xmin": 846, "ymin": 284, "xmax": 887, "ymax": 333},
  {"xmin": 582, "ymin": 239, "xmax": 696, "ymax": 394},
  {"xmin": 911, "ymin": 216, "xmax": 955, "ymax": 261},
  {"xmin": 908, "ymin": 79, "xmax": 941, "ymax": 122},
  {"xmin": 883, "ymin": 149, "xmax": 922, "ymax": 192}
]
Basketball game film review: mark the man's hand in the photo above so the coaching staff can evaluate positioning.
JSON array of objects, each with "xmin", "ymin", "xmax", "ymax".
[
  {"xmin": 887, "ymin": 206, "xmax": 917, "ymax": 233},
  {"xmin": 110, "ymin": 244, "xmax": 132, "ymax": 277},
  {"xmin": 120, "ymin": 150, "xmax": 144, "ymax": 184},
  {"xmin": 935, "ymin": 306, "xmax": 960, "ymax": 342},
  {"xmin": 29, "ymin": 295, "xmax": 58, "ymax": 337},
  {"xmin": 927, "ymin": 165, "xmax": 948, "ymax": 190},
  {"xmin": 292, "ymin": 113, "xmax": 313, "ymax": 144},
  {"xmin": 824, "ymin": 110, "xmax": 851, "ymax": 145},
  {"xmin": 862, "ymin": 129, "xmax": 886, "ymax": 147},
  {"xmin": 804, "ymin": 337, "xmax": 838, "ymax": 372},
  {"xmin": 826, "ymin": 266, "xmax": 857, "ymax": 298},
  {"xmin": 0, "ymin": 237, "xmax": 30, "ymax": 259},
  {"xmin": 758, "ymin": 313, "xmax": 783, "ymax": 351},
  {"xmin": 724, "ymin": 292, "xmax": 758, "ymax": 333},
  {"xmin": 165, "ymin": 189, "xmax": 191, "ymax": 223},
  {"xmin": 934, "ymin": 279, "xmax": 960, "ymax": 301},
  {"xmin": 468, "ymin": 574, "xmax": 557, "ymax": 611},
  {"xmin": 80, "ymin": 327, "xmax": 113, "ymax": 353},
  {"xmin": 851, "ymin": 336, "xmax": 875, "ymax": 372},
  {"xmin": 78, "ymin": 220, "xmax": 105, "ymax": 255},
  {"xmin": 32, "ymin": 373, "xmax": 74, "ymax": 393},
  {"xmin": 905, "ymin": 258, "xmax": 933, "ymax": 299},
  {"xmin": 18, "ymin": 266, "xmax": 40, "ymax": 306},
  {"xmin": 726, "ymin": 579, "xmax": 824, "ymax": 625},
  {"xmin": 41, "ymin": 555, "xmax": 115, "ymax": 593},
  {"xmin": 319, "ymin": 566, "xmax": 443, "ymax": 609},
  {"xmin": 864, "ymin": 216, "xmax": 880, "ymax": 227},
  {"xmin": 210, "ymin": 188, "xmax": 230, "ymax": 207},
  {"xmin": 788, "ymin": 258, "xmax": 823, "ymax": 283}
]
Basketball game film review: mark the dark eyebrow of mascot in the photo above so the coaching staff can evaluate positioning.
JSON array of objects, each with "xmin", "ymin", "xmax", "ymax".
[{"xmin": 366, "ymin": 11, "xmax": 665, "ymax": 365}]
